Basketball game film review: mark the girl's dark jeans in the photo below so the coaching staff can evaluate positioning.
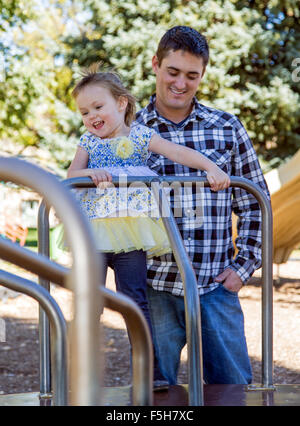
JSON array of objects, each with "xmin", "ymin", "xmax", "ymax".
[{"xmin": 101, "ymin": 249, "xmax": 167, "ymax": 382}]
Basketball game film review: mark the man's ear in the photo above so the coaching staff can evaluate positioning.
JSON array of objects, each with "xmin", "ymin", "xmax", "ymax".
[
  {"xmin": 152, "ymin": 55, "xmax": 159, "ymax": 74},
  {"xmin": 118, "ymin": 96, "xmax": 128, "ymax": 111}
]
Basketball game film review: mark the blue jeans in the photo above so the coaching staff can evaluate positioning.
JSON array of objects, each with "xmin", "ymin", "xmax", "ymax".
[
  {"xmin": 101, "ymin": 250, "xmax": 167, "ymax": 382},
  {"xmin": 146, "ymin": 285, "xmax": 252, "ymax": 384}
]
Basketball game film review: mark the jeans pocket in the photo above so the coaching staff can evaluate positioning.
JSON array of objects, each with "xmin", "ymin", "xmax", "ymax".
[{"xmin": 221, "ymin": 284, "xmax": 238, "ymax": 297}]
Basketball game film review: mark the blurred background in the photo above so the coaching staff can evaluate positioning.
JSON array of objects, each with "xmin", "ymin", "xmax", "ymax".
[
  {"xmin": 1, "ymin": 0, "xmax": 299, "ymax": 173},
  {"xmin": 1, "ymin": 0, "xmax": 300, "ymax": 262}
]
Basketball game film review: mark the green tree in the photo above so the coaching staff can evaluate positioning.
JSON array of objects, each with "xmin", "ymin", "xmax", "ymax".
[
  {"xmin": 0, "ymin": 0, "xmax": 79, "ymax": 172},
  {"xmin": 1, "ymin": 0, "xmax": 299, "ymax": 172},
  {"xmin": 0, "ymin": 0, "xmax": 37, "ymax": 145},
  {"xmin": 63, "ymin": 0, "xmax": 300, "ymax": 169}
]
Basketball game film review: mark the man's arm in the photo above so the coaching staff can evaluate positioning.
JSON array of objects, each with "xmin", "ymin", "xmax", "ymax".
[{"xmin": 149, "ymin": 133, "xmax": 230, "ymax": 191}]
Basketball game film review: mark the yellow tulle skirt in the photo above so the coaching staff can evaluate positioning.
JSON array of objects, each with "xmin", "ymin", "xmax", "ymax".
[
  {"xmin": 90, "ymin": 216, "xmax": 171, "ymax": 257},
  {"xmin": 54, "ymin": 217, "xmax": 171, "ymax": 258}
]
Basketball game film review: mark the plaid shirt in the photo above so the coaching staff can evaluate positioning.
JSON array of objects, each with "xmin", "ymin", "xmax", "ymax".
[{"xmin": 135, "ymin": 95, "xmax": 270, "ymax": 296}]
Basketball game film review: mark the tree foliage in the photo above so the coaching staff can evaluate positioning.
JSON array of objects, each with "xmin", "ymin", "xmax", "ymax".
[
  {"xmin": 1, "ymin": 0, "xmax": 299, "ymax": 172},
  {"xmin": 0, "ymin": 0, "xmax": 78, "ymax": 171}
]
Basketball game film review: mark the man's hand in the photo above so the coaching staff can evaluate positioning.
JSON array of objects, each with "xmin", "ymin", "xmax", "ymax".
[{"xmin": 215, "ymin": 268, "xmax": 243, "ymax": 293}]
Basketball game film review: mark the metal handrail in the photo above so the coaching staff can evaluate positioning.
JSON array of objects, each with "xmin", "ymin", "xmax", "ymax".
[
  {"xmin": 0, "ymin": 237, "xmax": 67, "ymax": 286},
  {"xmin": 64, "ymin": 175, "xmax": 273, "ymax": 391},
  {"xmin": 0, "ymin": 236, "xmax": 153, "ymax": 405},
  {"xmin": 0, "ymin": 269, "xmax": 67, "ymax": 405},
  {"xmin": 101, "ymin": 286, "xmax": 153, "ymax": 405},
  {"xmin": 37, "ymin": 174, "xmax": 272, "ymax": 406},
  {"xmin": 159, "ymin": 175, "xmax": 273, "ymax": 388},
  {"xmin": 151, "ymin": 180, "xmax": 203, "ymax": 405},
  {"xmin": 0, "ymin": 157, "xmax": 102, "ymax": 405}
]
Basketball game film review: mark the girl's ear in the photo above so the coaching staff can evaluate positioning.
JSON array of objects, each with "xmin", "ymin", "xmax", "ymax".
[{"xmin": 117, "ymin": 96, "xmax": 128, "ymax": 112}]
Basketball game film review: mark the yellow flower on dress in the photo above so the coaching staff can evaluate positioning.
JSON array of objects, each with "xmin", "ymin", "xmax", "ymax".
[{"xmin": 115, "ymin": 137, "xmax": 134, "ymax": 159}]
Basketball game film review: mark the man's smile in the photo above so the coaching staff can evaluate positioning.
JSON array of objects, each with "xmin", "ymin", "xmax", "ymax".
[{"xmin": 169, "ymin": 87, "xmax": 187, "ymax": 95}]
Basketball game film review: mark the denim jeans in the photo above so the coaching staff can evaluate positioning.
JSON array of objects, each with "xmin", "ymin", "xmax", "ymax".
[
  {"xmin": 146, "ymin": 285, "xmax": 252, "ymax": 384},
  {"xmin": 101, "ymin": 250, "xmax": 167, "ymax": 381}
]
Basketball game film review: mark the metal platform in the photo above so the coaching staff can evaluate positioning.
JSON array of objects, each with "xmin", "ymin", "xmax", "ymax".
[{"xmin": 1, "ymin": 384, "xmax": 300, "ymax": 406}]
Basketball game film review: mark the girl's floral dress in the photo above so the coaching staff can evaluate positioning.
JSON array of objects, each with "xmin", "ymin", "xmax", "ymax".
[{"xmin": 74, "ymin": 124, "xmax": 170, "ymax": 257}]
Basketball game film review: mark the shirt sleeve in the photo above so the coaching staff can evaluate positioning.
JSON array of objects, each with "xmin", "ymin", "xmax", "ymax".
[
  {"xmin": 230, "ymin": 118, "xmax": 271, "ymax": 284},
  {"xmin": 133, "ymin": 124, "xmax": 156, "ymax": 148},
  {"xmin": 78, "ymin": 133, "xmax": 92, "ymax": 155}
]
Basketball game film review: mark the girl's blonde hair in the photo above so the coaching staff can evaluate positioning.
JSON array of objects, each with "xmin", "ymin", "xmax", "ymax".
[{"xmin": 72, "ymin": 63, "xmax": 136, "ymax": 126}]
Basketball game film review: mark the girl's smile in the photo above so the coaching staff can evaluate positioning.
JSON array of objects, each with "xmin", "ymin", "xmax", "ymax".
[{"xmin": 92, "ymin": 120, "xmax": 104, "ymax": 130}]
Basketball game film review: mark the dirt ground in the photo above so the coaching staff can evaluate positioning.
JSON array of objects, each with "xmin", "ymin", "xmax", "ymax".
[{"xmin": 1, "ymin": 260, "xmax": 300, "ymax": 396}]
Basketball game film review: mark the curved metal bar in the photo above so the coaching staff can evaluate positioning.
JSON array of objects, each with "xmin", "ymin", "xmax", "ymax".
[
  {"xmin": 229, "ymin": 176, "xmax": 273, "ymax": 387},
  {"xmin": 151, "ymin": 181, "xmax": 203, "ymax": 406},
  {"xmin": 158, "ymin": 175, "xmax": 273, "ymax": 387},
  {"xmin": 62, "ymin": 176, "xmax": 205, "ymax": 405},
  {"xmin": 38, "ymin": 174, "xmax": 272, "ymax": 404},
  {"xmin": 0, "ymin": 237, "xmax": 67, "ymax": 286},
  {"xmin": 101, "ymin": 287, "xmax": 153, "ymax": 405},
  {"xmin": 0, "ymin": 270, "xmax": 67, "ymax": 406},
  {"xmin": 0, "ymin": 234, "xmax": 154, "ymax": 405},
  {"xmin": 0, "ymin": 157, "xmax": 102, "ymax": 406},
  {"xmin": 91, "ymin": 176, "xmax": 271, "ymax": 384},
  {"xmin": 38, "ymin": 207, "xmax": 154, "ymax": 406},
  {"xmin": 37, "ymin": 201, "xmax": 52, "ymax": 397},
  {"xmin": 0, "ymin": 235, "xmax": 66, "ymax": 397},
  {"xmin": 60, "ymin": 177, "xmax": 155, "ymax": 403}
]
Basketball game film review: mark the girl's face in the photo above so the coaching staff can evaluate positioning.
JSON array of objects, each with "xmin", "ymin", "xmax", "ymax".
[{"xmin": 76, "ymin": 84, "xmax": 129, "ymax": 139}]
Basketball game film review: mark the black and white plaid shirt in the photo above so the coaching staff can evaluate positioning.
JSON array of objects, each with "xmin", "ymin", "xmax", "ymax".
[{"xmin": 135, "ymin": 95, "xmax": 270, "ymax": 296}]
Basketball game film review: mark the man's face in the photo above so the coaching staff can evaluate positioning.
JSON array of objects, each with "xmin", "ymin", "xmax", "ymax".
[{"xmin": 152, "ymin": 49, "xmax": 206, "ymax": 119}]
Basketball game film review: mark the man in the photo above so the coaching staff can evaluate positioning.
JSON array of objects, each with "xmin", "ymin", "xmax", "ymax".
[{"xmin": 135, "ymin": 26, "xmax": 270, "ymax": 385}]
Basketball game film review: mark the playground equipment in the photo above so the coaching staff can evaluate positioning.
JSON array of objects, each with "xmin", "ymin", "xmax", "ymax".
[
  {"xmin": 0, "ymin": 157, "xmax": 152, "ymax": 406},
  {"xmin": 1, "ymin": 156, "xmax": 300, "ymax": 405},
  {"xmin": 264, "ymin": 149, "xmax": 300, "ymax": 264},
  {"xmin": 233, "ymin": 149, "xmax": 300, "ymax": 265}
]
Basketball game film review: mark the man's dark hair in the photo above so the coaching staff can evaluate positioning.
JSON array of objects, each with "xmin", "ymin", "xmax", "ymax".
[{"xmin": 156, "ymin": 26, "xmax": 209, "ymax": 67}]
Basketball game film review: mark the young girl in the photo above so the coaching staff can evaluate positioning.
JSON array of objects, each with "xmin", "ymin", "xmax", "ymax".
[{"xmin": 68, "ymin": 64, "xmax": 230, "ymax": 390}]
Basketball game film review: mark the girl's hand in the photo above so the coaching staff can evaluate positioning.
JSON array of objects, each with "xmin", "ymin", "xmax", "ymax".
[
  {"xmin": 87, "ymin": 169, "xmax": 112, "ymax": 188},
  {"xmin": 206, "ymin": 166, "xmax": 230, "ymax": 191}
]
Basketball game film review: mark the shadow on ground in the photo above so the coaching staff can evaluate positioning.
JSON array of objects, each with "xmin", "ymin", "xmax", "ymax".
[{"xmin": 1, "ymin": 315, "xmax": 300, "ymax": 395}]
